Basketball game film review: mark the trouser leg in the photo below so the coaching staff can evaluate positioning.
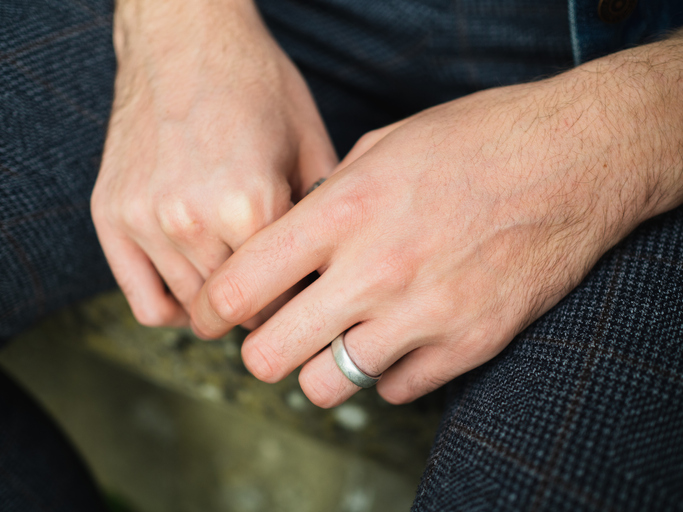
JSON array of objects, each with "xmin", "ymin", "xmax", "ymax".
[
  {"xmin": 413, "ymin": 207, "xmax": 683, "ymax": 512},
  {"xmin": 0, "ymin": 0, "xmax": 117, "ymax": 342},
  {"xmin": 0, "ymin": 2, "xmax": 116, "ymax": 508}
]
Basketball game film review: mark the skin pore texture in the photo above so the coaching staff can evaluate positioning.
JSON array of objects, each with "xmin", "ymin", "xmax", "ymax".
[{"xmin": 94, "ymin": 0, "xmax": 683, "ymax": 408}]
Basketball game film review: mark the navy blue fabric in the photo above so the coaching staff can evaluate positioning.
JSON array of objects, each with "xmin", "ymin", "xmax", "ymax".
[
  {"xmin": 569, "ymin": 0, "xmax": 683, "ymax": 64},
  {"xmin": 0, "ymin": 0, "xmax": 682, "ymax": 511},
  {"xmin": 259, "ymin": 0, "xmax": 574, "ymax": 156},
  {"xmin": 413, "ymin": 209, "xmax": 683, "ymax": 511},
  {"xmin": 0, "ymin": 0, "xmax": 117, "ymax": 342}
]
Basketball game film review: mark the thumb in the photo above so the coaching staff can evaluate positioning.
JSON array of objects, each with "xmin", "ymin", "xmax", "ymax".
[{"xmin": 331, "ymin": 118, "xmax": 409, "ymax": 177}]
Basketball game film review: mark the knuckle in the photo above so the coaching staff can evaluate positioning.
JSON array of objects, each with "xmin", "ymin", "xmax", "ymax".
[
  {"xmin": 219, "ymin": 190, "xmax": 266, "ymax": 238},
  {"xmin": 206, "ymin": 274, "xmax": 253, "ymax": 325},
  {"xmin": 327, "ymin": 193, "xmax": 360, "ymax": 228},
  {"xmin": 355, "ymin": 129, "xmax": 382, "ymax": 152},
  {"xmin": 156, "ymin": 197, "xmax": 202, "ymax": 240},
  {"xmin": 322, "ymin": 184, "xmax": 375, "ymax": 237}
]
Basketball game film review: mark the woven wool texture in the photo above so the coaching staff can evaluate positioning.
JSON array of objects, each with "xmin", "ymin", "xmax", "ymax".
[
  {"xmin": 413, "ymin": 210, "xmax": 683, "ymax": 511},
  {"xmin": 0, "ymin": 0, "xmax": 117, "ymax": 341}
]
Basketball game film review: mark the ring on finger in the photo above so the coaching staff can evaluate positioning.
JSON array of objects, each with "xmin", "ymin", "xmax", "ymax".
[{"xmin": 331, "ymin": 333, "xmax": 381, "ymax": 388}]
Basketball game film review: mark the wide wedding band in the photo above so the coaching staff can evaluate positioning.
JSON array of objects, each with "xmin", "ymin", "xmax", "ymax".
[{"xmin": 331, "ymin": 333, "xmax": 381, "ymax": 388}]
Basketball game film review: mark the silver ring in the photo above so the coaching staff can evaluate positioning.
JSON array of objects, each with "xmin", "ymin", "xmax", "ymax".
[
  {"xmin": 331, "ymin": 333, "xmax": 381, "ymax": 388},
  {"xmin": 305, "ymin": 177, "xmax": 326, "ymax": 196}
]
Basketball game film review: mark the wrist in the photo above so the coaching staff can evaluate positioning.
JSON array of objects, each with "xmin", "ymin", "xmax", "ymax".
[
  {"xmin": 572, "ymin": 36, "xmax": 683, "ymax": 228},
  {"xmin": 539, "ymin": 34, "xmax": 683, "ymax": 254},
  {"xmin": 112, "ymin": 0, "xmax": 278, "ymax": 119},
  {"xmin": 114, "ymin": 0, "xmax": 259, "ymax": 52}
]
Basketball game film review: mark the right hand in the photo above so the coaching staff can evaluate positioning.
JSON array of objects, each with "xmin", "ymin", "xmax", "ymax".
[{"xmin": 91, "ymin": 0, "xmax": 337, "ymax": 327}]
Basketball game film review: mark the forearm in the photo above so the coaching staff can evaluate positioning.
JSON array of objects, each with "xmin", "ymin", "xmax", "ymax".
[
  {"xmin": 561, "ymin": 30, "xmax": 683, "ymax": 241},
  {"xmin": 112, "ymin": 0, "xmax": 277, "ymax": 120},
  {"xmin": 113, "ymin": 0, "xmax": 262, "ymax": 52}
]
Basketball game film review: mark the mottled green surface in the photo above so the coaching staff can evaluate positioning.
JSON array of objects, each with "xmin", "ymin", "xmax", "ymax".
[
  {"xmin": 106, "ymin": 495, "xmax": 139, "ymax": 512},
  {"xmin": 0, "ymin": 291, "xmax": 443, "ymax": 512},
  {"xmin": 46, "ymin": 291, "xmax": 442, "ymax": 477}
]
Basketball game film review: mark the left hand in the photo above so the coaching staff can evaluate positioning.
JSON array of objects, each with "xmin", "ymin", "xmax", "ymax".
[
  {"xmin": 91, "ymin": 0, "xmax": 337, "ymax": 329},
  {"xmin": 190, "ymin": 40, "xmax": 683, "ymax": 407}
]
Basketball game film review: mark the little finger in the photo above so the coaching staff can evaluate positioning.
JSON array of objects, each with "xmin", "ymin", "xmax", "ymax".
[
  {"xmin": 135, "ymin": 240, "xmax": 205, "ymax": 313},
  {"xmin": 97, "ymin": 227, "xmax": 188, "ymax": 326},
  {"xmin": 240, "ymin": 267, "xmax": 366, "ymax": 383}
]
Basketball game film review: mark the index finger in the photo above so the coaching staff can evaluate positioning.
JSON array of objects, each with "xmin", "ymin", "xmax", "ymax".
[{"xmin": 190, "ymin": 179, "xmax": 340, "ymax": 338}]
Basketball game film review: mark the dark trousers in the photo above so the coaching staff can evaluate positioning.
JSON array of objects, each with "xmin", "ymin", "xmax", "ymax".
[{"xmin": 1, "ymin": 1, "xmax": 681, "ymax": 510}]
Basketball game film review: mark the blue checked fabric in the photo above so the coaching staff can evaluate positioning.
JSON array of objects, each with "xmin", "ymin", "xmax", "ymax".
[
  {"xmin": 0, "ymin": 0, "xmax": 117, "ymax": 342},
  {"xmin": 412, "ymin": 210, "xmax": 683, "ymax": 511},
  {"xmin": 1, "ymin": 0, "xmax": 682, "ymax": 511}
]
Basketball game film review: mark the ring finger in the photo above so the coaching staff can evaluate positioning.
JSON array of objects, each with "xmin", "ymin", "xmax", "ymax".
[
  {"xmin": 239, "ymin": 265, "xmax": 368, "ymax": 383},
  {"xmin": 298, "ymin": 317, "xmax": 419, "ymax": 408}
]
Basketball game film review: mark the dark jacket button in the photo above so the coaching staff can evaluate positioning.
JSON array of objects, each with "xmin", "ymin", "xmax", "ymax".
[{"xmin": 598, "ymin": 0, "xmax": 638, "ymax": 23}]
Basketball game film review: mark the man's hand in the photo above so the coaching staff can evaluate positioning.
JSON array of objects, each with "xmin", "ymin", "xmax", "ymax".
[
  {"xmin": 91, "ymin": 0, "xmax": 336, "ymax": 327},
  {"xmin": 191, "ymin": 37, "xmax": 683, "ymax": 408}
]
